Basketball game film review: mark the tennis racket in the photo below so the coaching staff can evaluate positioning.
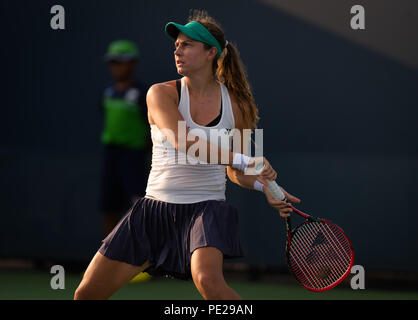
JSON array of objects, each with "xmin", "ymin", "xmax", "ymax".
[{"xmin": 255, "ymin": 163, "xmax": 354, "ymax": 292}]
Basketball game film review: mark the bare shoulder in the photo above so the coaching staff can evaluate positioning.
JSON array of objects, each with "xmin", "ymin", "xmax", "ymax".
[
  {"xmin": 147, "ymin": 80, "xmax": 178, "ymax": 102},
  {"xmin": 146, "ymin": 80, "xmax": 179, "ymax": 125}
]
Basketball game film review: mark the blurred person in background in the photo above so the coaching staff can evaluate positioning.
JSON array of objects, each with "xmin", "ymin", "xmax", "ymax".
[{"xmin": 100, "ymin": 40, "xmax": 151, "ymax": 237}]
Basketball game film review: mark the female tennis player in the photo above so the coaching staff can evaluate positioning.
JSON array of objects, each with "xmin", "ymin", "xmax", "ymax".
[{"xmin": 74, "ymin": 10, "xmax": 300, "ymax": 300}]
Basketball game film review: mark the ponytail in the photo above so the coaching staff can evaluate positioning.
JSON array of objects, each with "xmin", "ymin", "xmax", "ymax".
[
  {"xmin": 216, "ymin": 42, "xmax": 259, "ymax": 130},
  {"xmin": 188, "ymin": 9, "xmax": 260, "ymax": 130}
]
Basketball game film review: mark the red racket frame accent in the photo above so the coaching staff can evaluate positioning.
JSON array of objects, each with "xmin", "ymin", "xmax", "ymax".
[{"xmin": 285, "ymin": 205, "xmax": 355, "ymax": 292}]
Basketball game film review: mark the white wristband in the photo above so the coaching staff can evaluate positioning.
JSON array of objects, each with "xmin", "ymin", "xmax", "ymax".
[
  {"xmin": 232, "ymin": 153, "xmax": 251, "ymax": 172},
  {"xmin": 253, "ymin": 180, "xmax": 264, "ymax": 192}
]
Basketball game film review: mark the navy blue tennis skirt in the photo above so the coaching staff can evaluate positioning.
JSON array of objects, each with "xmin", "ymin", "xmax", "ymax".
[{"xmin": 98, "ymin": 196, "xmax": 244, "ymax": 280}]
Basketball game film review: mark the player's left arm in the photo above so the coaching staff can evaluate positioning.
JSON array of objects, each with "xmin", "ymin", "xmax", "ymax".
[
  {"xmin": 226, "ymin": 97, "xmax": 276, "ymax": 189},
  {"xmin": 226, "ymin": 97, "xmax": 300, "ymax": 214}
]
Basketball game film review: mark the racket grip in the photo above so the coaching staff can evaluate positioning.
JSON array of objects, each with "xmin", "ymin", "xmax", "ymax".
[{"xmin": 254, "ymin": 163, "xmax": 286, "ymax": 201}]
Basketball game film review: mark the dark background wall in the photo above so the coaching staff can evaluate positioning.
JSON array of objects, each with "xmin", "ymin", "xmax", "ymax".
[{"xmin": 0, "ymin": 0, "xmax": 417, "ymax": 273}]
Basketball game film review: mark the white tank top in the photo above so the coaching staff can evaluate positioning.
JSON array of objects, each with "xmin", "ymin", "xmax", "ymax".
[{"xmin": 145, "ymin": 77, "xmax": 236, "ymax": 203}]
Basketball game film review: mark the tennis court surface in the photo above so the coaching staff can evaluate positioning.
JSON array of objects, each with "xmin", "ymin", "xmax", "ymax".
[{"xmin": 1, "ymin": 269, "xmax": 417, "ymax": 300}]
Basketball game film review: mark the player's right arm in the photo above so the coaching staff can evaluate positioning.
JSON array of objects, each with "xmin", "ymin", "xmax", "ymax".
[{"xmin": 146, "ymin": 83, "xmax": 236, "ymax": 167}]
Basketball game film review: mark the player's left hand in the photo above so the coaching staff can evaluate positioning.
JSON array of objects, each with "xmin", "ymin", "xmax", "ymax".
[{"xmin": 258, "ymin": 178, "xmax": 301, "ymax": 218}]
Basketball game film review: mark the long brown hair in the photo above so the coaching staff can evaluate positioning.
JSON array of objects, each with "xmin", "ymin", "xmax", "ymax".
[{"xmin": 187, "ymin": 9, "xmax": 260, "ymax": 130}]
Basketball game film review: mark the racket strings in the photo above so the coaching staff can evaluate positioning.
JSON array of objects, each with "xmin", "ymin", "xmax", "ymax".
[
  {"xmin": 288, "ymin": 221, "xmax": 352, "ymax": 290},
  {"xmin": 291, "ymin": 227, "xmax": 343, "ymax": 288},
  {"xmin": 291, "ymin": 223, "xmax": 350, "ymax": 288},
  {"xmin": 295, "ymin": 225, "xmax": 347, "ymax": 284},
  {"xmin": 294, "ymin": 223, "xmax": 349, "ymax": 285},
  {"xmin": 301, "ymin": 223, "xmax": 351, "ymax": 271},
  {"xmin": 290, "ymin": 231, "xmax": 344, "ymax": 289}
]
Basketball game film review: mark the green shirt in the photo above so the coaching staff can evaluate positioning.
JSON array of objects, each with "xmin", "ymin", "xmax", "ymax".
[{"xmin": 101, "ymin": 82, "xmax": 148, "ymax": 149}]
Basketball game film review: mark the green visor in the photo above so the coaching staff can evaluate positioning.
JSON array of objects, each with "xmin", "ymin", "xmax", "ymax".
[{"xmin": 165, "ymin": 21, "xmax": 222, "ymax": 58}]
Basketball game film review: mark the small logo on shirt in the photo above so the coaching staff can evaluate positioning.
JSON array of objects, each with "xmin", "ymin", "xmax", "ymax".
[
  {"xmin": 125, "ymin": 88, "xmax": 140, "ymax": 103},
  {"xmin": 186, "ymin": 126, "xmax": 232, "ymax": 134}
]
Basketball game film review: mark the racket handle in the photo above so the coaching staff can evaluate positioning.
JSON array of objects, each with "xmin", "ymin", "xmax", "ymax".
[{"xmin": 254, "ymin": 163, "xmax": 286, "ymax": 201}]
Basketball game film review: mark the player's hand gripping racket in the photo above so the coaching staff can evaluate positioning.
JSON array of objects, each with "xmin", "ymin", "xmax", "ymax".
[{"xmin": 255, "ymin": 163, "xmax": 354, "ymax": 292}]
